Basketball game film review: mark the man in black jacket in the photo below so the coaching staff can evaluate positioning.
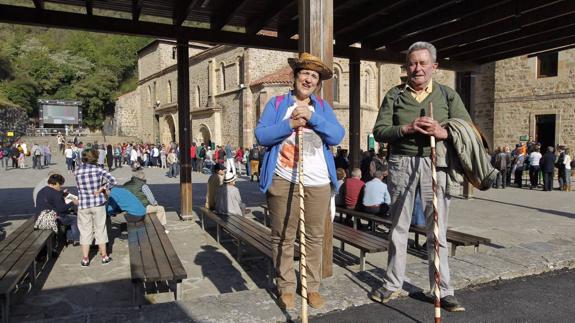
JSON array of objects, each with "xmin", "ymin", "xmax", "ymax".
[{"xmin": 541, "ymin": 146, "xmax": 556, "ymax": 191}]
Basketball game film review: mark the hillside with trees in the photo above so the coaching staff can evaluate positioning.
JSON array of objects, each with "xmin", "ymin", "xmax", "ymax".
[{"xmin": 0, "ymin": 24, "xmax": 149, "ymax": 129}]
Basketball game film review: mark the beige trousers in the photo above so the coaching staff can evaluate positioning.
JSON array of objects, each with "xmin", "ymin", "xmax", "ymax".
[
  {"xmin": 267, "ymin": 176, "xmax": 330, "ymax": 294},
  {"xmin": 146, "ymin": 205, "xmax": 167, "ymax": 226}
]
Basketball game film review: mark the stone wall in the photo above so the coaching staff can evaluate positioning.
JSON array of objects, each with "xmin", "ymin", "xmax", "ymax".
[
  {"xmin": 114, "ymin": 90, "xmax": 141, "ymax": 137},
  {"xmin": 490, "ymin": 49, "xmax": 575, "ymax": 151}
]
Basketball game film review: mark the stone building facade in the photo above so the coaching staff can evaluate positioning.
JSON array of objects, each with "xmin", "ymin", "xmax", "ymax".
[{"xmin": 115, "ymin": 39, "xmax": 575, "ymax": 152}]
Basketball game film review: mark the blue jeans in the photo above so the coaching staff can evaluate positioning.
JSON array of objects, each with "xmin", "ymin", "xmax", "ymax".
[{"xmin": 59, "ymin": 214, "xmax": 80, "ymax": 242}]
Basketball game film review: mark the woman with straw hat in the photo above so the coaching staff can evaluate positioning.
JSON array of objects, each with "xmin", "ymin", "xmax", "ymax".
[{"xmin": 255, "ymin": 52, "xmax": 344, "ymax": 310}]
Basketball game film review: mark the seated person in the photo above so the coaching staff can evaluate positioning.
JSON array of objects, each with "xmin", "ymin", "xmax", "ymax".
[
  {"xmin": 33, "ymin": 170, "xmax": 62, "ymax": 207},
  {"xmin": 339, "ymin": 168, "xmax": 365, "ymax": 224},
  {"xmin": 106, "ymin": 187, "xmax": 146, "ymax": 223},
  {"xmin": 36, "ymin": 173, "xmax": 80, "ymax": 244},
  {"xmin": 123, "ymin": 166, "xmax": 169, "ymax": 233},
  {"xmin": 334, "ymin": 168, "xmax": 347, "ymax": 207},
  {"xmin": 362, "ymin": 170, "xmax": 391, "ymax": 217},
  {"xmin": 205, "ymin": 163, "xmax": 225, "ymax": 210},
  {"xmin": 215, "ymin": 172, "xmax": 249, "ymax": 217}
]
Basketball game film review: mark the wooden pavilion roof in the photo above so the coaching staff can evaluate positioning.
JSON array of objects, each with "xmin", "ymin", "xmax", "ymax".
[{"xmin": 1, "ymin": 0, "xmax": 574, "ymax": 71}]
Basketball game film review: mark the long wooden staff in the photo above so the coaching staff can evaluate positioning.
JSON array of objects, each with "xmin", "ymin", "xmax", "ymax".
[
  {"xmin": 297, "ymin": 125, "xmax": 308, "ymax": 323},
  {"xmin": 429, "ymin": 102, "xmax": 441, "ymax": 323}
]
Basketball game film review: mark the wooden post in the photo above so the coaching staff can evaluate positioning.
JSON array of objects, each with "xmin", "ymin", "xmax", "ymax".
[
  {"xmin": 298, "ymin": 0, "xmax": 334, "ymax": 279},
  {"xmin": 349, "ymin": 57, "xmax": 361, "ymax": 170},
  {"xmin": 456, "ymin": 71, "xmax": 476, "ymax": 200},
  {"xmin": 177, "ymin": 35, "xmax": 193, "ymax": 220}
]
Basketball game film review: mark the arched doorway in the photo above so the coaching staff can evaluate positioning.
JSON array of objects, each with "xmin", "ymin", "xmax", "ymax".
[
  {"xmin": 197, "ymin": 124, "xmax": 212, "ymax": 148},
  {"xmin": 162, "ymin": 114, "xmax": 176, "ymax": 145}
]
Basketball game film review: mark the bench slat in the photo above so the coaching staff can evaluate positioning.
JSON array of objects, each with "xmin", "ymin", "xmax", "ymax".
[
  {"xmin": 0, "ymin": 230, "xmax": 52, "ymax": 293},
  {"xmin": 127, "ymin": 221, "xmax": 146, "ymax": 282},
  {"xmin": 148, "ymin": 214, "xmax": 187, "ymax": 281},
  {"xmin": 134, "ymin": 221, "xmax": 161, "ymax": 282},
  {"xmin": 0, "ymin": 218, "xmax": 35, "ymax": 255},
  {"xmin": 0, "ymin": 228, "xmax": 42, "ymax": 282},
  {"xmin": 333, "ymin": 223, "xmax": 387, "ymax": 252},
  {"xmin": 143, "ymin": 216, "xmax": 173, "ymax": 281},
  {"xmin": 0, "ymin": 219, "xmax": 36, "ymax": 267}
]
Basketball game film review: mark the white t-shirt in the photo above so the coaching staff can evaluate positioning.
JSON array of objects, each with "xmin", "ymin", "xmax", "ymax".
[
  {"xmin": 564, "ymin": 154, "xmax": 572, "ymax": 170},
  {"xmin": 529, "ymin": 151, "xmax": 542, "ymax": 166},
  {"xmin": 64, "ymin": 148, "xmax": 73, "ymax": 159},
  {"xmin": 274, "ymin": 103, "xmax": 330, "ymax": 187}
]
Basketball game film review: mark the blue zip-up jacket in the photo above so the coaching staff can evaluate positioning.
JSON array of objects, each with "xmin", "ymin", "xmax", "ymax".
[{"xmin": 255, "ymin": 91, "xmax": 345, "ymax": 193}]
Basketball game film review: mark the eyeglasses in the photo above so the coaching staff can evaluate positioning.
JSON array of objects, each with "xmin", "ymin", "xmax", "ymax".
[{"xmin": 298, "ymin": 70, "xmax": 320, "ymax": 81}]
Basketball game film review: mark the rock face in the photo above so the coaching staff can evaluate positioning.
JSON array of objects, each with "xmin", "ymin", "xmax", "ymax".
[{"xmin": 115, "ymin": 40, "xmax": 575, "ymax": 152}]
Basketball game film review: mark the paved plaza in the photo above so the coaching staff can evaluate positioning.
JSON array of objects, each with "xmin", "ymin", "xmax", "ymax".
[{"xmin": 1, "ymin": 137, "xmax": 574, "ymax": 322}]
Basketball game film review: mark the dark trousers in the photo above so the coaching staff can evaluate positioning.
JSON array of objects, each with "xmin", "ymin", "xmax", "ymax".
[
  {"xmin": 191, "ymin": 158, "xmax": 197, "ymax": 171},
  {"xmin": 496, "ymin": 169, "xmax": 507, "ymax": 188},
  {"xmin": 514, "ymin": 166, "xmax": 524, "ymax": 187},
  {"xmin": 543, "ymin": 172, "xmax": 554, "ymax": 191},
  {"xmin": 529, "ymin": 165, "xmax": 540, "ymax": 187}
]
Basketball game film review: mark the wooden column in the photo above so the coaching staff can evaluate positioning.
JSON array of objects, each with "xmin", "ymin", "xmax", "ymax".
[
  {"xmin": 457, "ymin": 71, "xmax": 476, "ymax": 199},
  {"xmin": 177, "ymin": 36, "xmax": 193, "ymax": 220},
  {"xmin": 298, "ymin": 0, "xmax": 334, "ymax": 278},
  {"xmin": 349, "ymin": 57, "xmax": 361, "ymax": 170}
]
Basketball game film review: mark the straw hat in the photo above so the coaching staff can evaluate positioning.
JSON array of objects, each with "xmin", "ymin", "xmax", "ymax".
[
  {"xmin": 288, "ymin": 52, "xmax": 333, "ymax": 81},
  {"xmin": 223, "ymin": 172, "xmax": 236, "ymax": 184}
]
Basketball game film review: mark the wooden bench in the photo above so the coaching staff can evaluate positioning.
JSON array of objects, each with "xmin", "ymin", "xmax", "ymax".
[
  {"xmin": 127, "ymin": 213, "xmax": 187, "ymax": 304},
  {"xmin": 336, "ymin": 207, "xmax": 491, "ymax": 256},
  {"xmin": 199, "ymin": 207, "xmax": 275, "ymax": 283},
  {"xmin": 0, "ymin": 217, "xmax": 54, "ymax": 323},
  {"xmin": 258, "ymin": 204, "xmax": 387, "ymax": 271},
  {"xmin": 332, "ymin": 222, "xmax": 388, "ymax": 271}
]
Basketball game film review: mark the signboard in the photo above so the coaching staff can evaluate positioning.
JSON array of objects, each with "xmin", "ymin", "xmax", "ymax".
[
  {"xmin": 7, "ymin": 131, "xmax": 14, "ymax": 137},
  {"xmin": 38, "ymin": 99, "xmax": 82, "ymax": 127},
  {"xmin": 519, "ymin": 135, "xmax": 529, "ymax": 141}
]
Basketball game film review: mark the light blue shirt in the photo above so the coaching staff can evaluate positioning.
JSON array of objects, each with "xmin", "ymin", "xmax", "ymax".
[{"xmin": 362, "ymin": 178, "xmax": 391, "ymax": 206}]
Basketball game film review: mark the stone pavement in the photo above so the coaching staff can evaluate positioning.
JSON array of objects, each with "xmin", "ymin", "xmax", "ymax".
[{"xmin": 0, "ymin": 145, "xmax": 574, "ymax": 322}]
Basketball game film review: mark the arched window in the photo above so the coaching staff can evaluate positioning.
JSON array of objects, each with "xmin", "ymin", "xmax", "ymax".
[
  {"xmin": 220, "ymin": 62, "xmax": 226, "ymax": 91},
  {"xmin": 147, "ymin": 85, "xmax": 152, "ymax": 106},
  {"xmin": 333, "ymin": 68, "xmax": 340, "ymax": 102},
  {"xmin": 167, "ymin": 80, "xmax": 172, "ymax": 103},
  {"xmin": 195, "ymin": 85, "xmax": 200, "ymax": 107}
]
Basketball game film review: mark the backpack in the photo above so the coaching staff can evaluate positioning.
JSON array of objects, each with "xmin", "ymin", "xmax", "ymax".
[
  {"xmin": 34, "ymin": 148, "xmax": 41, "ymax": 156},
  {"xmin": 198, "ymin": 147, "xmax": 205, "ymax": 158},
  {"xmin": 251, "ymin": 149, "xmax": 259, "ymax": 160}
]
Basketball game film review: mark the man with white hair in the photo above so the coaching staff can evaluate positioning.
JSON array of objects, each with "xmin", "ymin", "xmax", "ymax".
[
  {"xmin": 371, "ymin": 41, "xmax": 472, "ymax": 312},
  {"xmin": 214, "ymin": 172, "xmax": 248, "ymax": 217},
  {"xmin": 123, "ymin": 166, "xmax": 169, "ymax": 233}
]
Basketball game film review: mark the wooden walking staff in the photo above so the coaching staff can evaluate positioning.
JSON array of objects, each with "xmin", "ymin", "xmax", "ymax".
[
  {"xmin": 297, "ymin": 125, "xmax": 309, "ymax": 323},
  {"xmin": 428, "ymin": 102, "xmax": 442, "ymax": 323}
]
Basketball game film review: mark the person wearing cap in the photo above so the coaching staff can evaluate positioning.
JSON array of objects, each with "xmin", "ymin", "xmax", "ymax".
[
  {"xmin": 214, "ymin": 172, "xmax": 247, "ymax": 217},
  {"xmin": 255, "ymin": 52, "xmax": 345, "ymax": 310},
  {"xmin": 205, "ymin": 163, "xmax": 225, "ymax": 209},
  {"xmin": 123, "ymin": 167, "xmax": 169, "ymax": 232}
]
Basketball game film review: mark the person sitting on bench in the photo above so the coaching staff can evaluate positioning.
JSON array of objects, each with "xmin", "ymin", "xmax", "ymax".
[
  {"xmin": 36, "ymin": 173, "xmax": 80, "ymax": 244},
  {"xmin": 215, "ymin": 172, "xmax": 249, "ymax": 217},
  {"xmin": 106, "ymin": 187, "xmax": 146, "ymax": 223},
  {"xmin": 206, "ymin": 163, "xmax": 225, "ymax": 210},
  {"xmin": 362, "ymin": 170, "xmax": 391, "ymax": 217}
]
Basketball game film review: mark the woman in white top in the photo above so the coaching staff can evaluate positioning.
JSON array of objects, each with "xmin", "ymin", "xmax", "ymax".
[
  {"xmin": 64, "ymin": 144, "xmax": 74, "ymax": 172},
  {"xmin": 563, "ymin": 148, "xmax": 572, "ymax": 191}
]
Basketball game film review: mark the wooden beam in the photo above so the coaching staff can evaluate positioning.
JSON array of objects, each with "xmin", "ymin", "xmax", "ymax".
[
  {"xmin": 441, "ymin": 12, "xmax": 575, "ymax": 59},
  {"xmin": 373, "ymin": 0, "xmax": 506, "ymax": 50},
  {"xmin": 298, "ymin": 0, "xmax": 334, "ymax": 279},
  {"xmin": 385, "ymin": 0, "xmax": 562, "ymax": 52},
  {"xmin": 277, "ymin": 0, "xmax": 350, "ymax": 39},
  {"xmin": 333, "ymin": 0, "xmax": 406, "ymax": 37},
  {"xmin": 176, "ymin": 35, "xmax": 193, "ymax": 220},
  {"xmin": 33, "ymin": 0, "xmax": 44, "ymax": 9},
  {"xmin": 245, "ymin": 0, "xmax": 291, "ymax": 35},
  {"xmin": 0, "ymin": 3, "xmax": 480, "ymax": 71},
  {"xmin": 210, "ymin": 0, "xmax": 247, "ymax": 31},
  {"xmin": 477, "ymin": 33, "xmax": 575, "ymax": 63},
  {"xmin": 85, "ymin": 0, "xmax": 93, "ymax": 16},
  {"xmin": 173, "ymin": 0, "xmax": 201, "ymax": 26},
  {"xmin": 132, "ymin": 0, "xmax": 143, "ymax": 22},
  {"xmin": 338, "ymin": 0, "xmax": 458, "ymax": 47},
  {"xmin": 348, "ymin": 57, "xmax": 361, "ymax": 170}
]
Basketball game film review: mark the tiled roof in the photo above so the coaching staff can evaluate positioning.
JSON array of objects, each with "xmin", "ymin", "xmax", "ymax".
[{"xmin": 250, "ymin": 66, "xmax": 293, "ymax": 87}]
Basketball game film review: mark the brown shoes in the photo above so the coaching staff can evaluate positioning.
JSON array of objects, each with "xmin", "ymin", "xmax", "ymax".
[
  {"xmin": 279, "ymin": 293, "xmax": 295, "ymax": 310},
  {"xmin": 307, "ymin": 292, "xmax": 325, "ymax": 309}
]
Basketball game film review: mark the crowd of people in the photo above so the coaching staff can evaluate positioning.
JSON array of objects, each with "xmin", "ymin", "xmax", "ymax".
[{"xmin": 490, "ymin": 139, "xmax": 573, "ymax": 191}]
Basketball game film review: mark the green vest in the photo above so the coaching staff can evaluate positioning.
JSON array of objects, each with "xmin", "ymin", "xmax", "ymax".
[{"xmin": 122, "ymin": 177, "xmax": 149, "ymax": 206}]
